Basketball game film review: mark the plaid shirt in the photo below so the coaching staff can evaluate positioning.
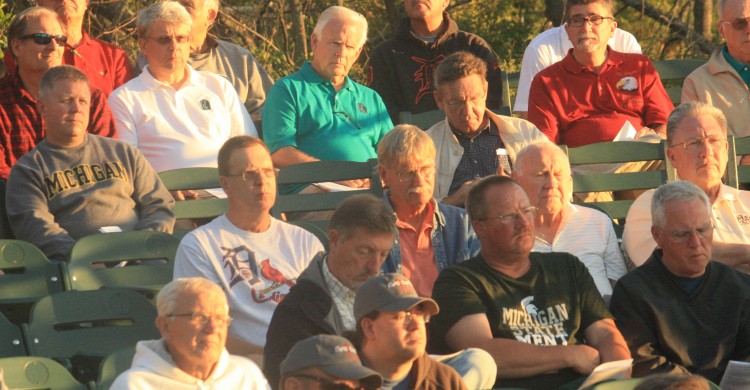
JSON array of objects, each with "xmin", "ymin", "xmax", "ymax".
[
  {"xmin": 322, "ymin": 257, "xmax": 357, "ymax": 331},
  {"xmin": 0, "ymin": 73, "xmax": 118, "ymax": 179}
]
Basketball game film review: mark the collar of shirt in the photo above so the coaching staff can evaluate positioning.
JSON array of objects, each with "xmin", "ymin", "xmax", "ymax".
[
  {"xmin": 722, "ymin": 45, "xmax": 750, "ymax": 87},
  {"xmin": 299, "ymin": 61, "xmax": 355, "ymax": 92},
  {"xmin": 321, "ymin": 255, "xmax": 357, "ymax": 330},
  {"xmin": 561, "ymin": 45, "xmax": 622, "ymax": 75},
  {"xmin": 449, "ymin": 118, "xmax": 496, "ymax": 142},
  {"xmin": 385, "ymin": 190, "xmax": 446, "ymax": 229},
  {"xmin": 141, "ymin": 63, "xmax": 198, "ymax": 91},
  {"xmin": 11, "ymin": 72, "xmax": 36, "ymax": 104}
]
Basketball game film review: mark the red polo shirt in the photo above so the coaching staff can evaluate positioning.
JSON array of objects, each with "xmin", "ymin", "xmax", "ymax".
[
  {"xmin": 0, "ymin": 73, "xmax": 117, "ymax": 179},
  {"xmin": 528, "ymin": 48, "xmax": 673, "ymax": 147},
  {"xmin": 5, "ymin": 32, "xmax": 134, "ymax": 97}
]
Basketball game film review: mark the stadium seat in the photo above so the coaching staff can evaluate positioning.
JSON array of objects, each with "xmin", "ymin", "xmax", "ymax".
[
  {"xmin": 0, "ymin": 311, "xmax": 25, "ymax": 358},
  {"xmin": 653, "ymin": 59, "xmax": 705, "ymax": 105},
  {"xmin": 62, "ymin": 231, "xmax": 179, "ymax": 301},
  {"xmin": 94, "ymin": 346, "xmax": 136, "ymax": 390},
  {"xmin": 0, "ymin": 240, "xmax": 65, "ymax": 324},
  {"xmin": 158, "ymin": 167, "xmax": 228, "ymax": 220},
  {"xmin": 0, "ymin": 356, "xmax": 87, "ymax": 390},
  {"xmin": 272, "ymin": 159, "xmax": 383, "ymax": 221}
]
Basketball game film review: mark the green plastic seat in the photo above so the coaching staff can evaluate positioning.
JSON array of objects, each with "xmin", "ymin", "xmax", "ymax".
[
  {"xmin": 0, "ymin": 356, "xmax": 87, "ymax": 390},
  {"xmin": 0, "ymin": 312, "xmax": 25, "ymax": 358},
  {"xmin": 0, "ymin": 240, "xmax": 65, "ymax": 324},
  {"xmin": 652, "ymin": 59, "xmax": 705, "ymax": 105},
  {"xmin": 562, "ymin": 140, "xmax": 676, "ymax": 220},
  {"xmin": 272, "ymin": 159, "xmax": 383, "ymax": 221},
  {"xmin": 63, "ymin": 231, "xmax": 179, "ymax": 300},
  {"xmin": 94, "ymin": 346, "xmax": 136, "ymax": 390},
  {"xmin": 158, "ymin": 167, "xmax": 228, "ymax": 220}
]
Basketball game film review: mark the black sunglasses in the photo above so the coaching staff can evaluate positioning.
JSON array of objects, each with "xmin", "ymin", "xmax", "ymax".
[{"xmin": 18, "ymin": 33, "xmax": 67, "ymax": 46}]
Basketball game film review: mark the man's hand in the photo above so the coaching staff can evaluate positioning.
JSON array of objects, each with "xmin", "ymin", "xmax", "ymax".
[
  {"xmin": 336, "ymin": 178, "xmax": 370, "ymax": 189},
  {"xmin": 442, "ymin": 179, "xmax": 479, "ymax": 207},
  {"xmin": 566, "ymin": 345, "xmax": 601, "ymax": 374},
  {"xmin": 170, "ymin": 190, "xmax": 199, "ymax": 201},
  {"xmin": 740, "ymin": 155, "xmax": 750, "ymax": 166},
  {"xmin": 634, "ymin": 127, "xmax": 657, "ymax": 140}
]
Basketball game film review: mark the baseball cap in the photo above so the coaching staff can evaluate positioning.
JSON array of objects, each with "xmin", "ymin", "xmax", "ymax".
[
  {"xmin": 280, "ymin": 334, "xmax": 382, "ymax": 389},
  {"xmin": 354, "ymin": 273, "xmax": 439, "ymax": 321}
]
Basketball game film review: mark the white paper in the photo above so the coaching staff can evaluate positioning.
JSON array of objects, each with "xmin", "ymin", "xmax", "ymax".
[
  {"xmin": 204, "ymin": 188, "xmax": 227, "ymax": 199},
  {"xmin": 98, "ymin": 226, "xmax": 123, "ymax": 233},
  {"xmin": 613, "ymin": 121, "xmax": 638, "ymax": 142},
  {"xmin": 720, "ymin": 360, "xmax": 750, "ymax": 390},
  {"xmin": 313, "ymin": 182, "xmax": 361, "ymax": 192},
  {"xmin": 578, "ymin": 358, "xmax": 633, "ymax": 390}
]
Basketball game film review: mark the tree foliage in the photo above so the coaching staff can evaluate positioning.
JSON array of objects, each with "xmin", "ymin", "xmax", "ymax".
[{"xmin": 0, "ymin": 0, "xmax": 724, "ymax": 81}]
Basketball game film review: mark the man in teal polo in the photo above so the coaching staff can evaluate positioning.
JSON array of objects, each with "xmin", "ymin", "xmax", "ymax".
[{"xmin": 262, "ymin": 6, "xmax": 393, "ymax": 194}]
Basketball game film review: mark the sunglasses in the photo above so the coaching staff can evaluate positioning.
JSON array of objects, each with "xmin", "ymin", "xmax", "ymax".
[
  {"xmin": 722, "ymin": 17, "xmax": 750, "ymax": 31},
  {"xmin": 18, "ymin": 33, "xmax": 67, "ymax": 46}
]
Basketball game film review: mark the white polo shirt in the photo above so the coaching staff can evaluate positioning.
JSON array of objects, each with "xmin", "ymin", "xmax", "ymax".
[
  {"xmin": 623, "ymin": 184, "xmax": 750, "ymax": 266},
  {"xmin": 514, "ymin": 25, "xmax": 642, "ymax": 112},
  {"xmin": 109, "ymin": 65, "xmax": 257, "ymax": 172}
]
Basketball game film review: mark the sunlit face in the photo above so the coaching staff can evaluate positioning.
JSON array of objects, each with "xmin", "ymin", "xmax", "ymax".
[
  {"xmin": 327, "ymin": 227, "xmax": 394, "ymax": 291},
  {"xmin": 36, "ymin": 0, "xmax": 87, "ymax": 22},
  {"xmin": 39, "ymin": 79, "xmax": 90, "ymax": 147},
  {"xmin": 177, "ymin": 0, "xmax": 215, "ymax": 50},
  {"xmin": 157, "ymin": 290, "xmax": 229, "ymax": 377},
  {"xmin": 667, "ymin": 114, "xmax": 728, "ymax": 195},
  {"xmin": 362, "ymin": 306, "xmax": 430, "ymax": 365},
  {"xmin": 473, "ymin": 183, "xmax": 536, "ymax": 259},
  {"xmin": 652, "ymin": 198, "xmax": 712, "ymax": 278},
  {"xmin": 11, "ymin": 13, "xmax": 64, "ymax": 73},
  {"xmin": 719, "ymin": 0, "xmax": 750, "ymax": 63},
  {"xmin": 220, "ymin": 144, "xmax": 276, "ymax": 214},
  {"xmin": 514, "ymin": 147, "xmax": 572, "ymax": 216},
  {"xmin": 379, "ymin": 153, "xmax": 435, "ymax": 210},
  {"xmin": 434, "ymin": 74, "xmax": 488, "ymax": 135},
  {"xmin": 403, "ymin": 0, "xmax": 448, "ymax": 23},
  {"xmin": 310, "ymin": 18, "xmax": 364, "ymax": 83},
  {"xmin": 564, "ymin": 2, "xmax": 616, "ymax": 55},
  {"xmin": 139, "ymin": 20, "xmax": 191, "ymax": 80}
]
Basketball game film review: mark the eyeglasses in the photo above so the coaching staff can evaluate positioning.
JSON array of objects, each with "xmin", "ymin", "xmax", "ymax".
[
  {"xmin": 293, "ymin": 374, "xmax": 365, "ymax": 390},
  {"xmin": 225, "ymin": 168, "xmax": 279, "ymax": 183},
  {"xmin": 18, "ymin": 33, "xmax": 67, "ymax": 46},
  {"xmin": 167, "ymin": 312, "xmax": 232, "ymax": 327},
  {"xmin": 669, "ymin": 136, "xmax": 726, "ymax": 152},
  {"xmin": 395, "ymin": 165, "xmax": 435, "ymax": 182},
  {"xmin": 654, "ymin": 224, "xmax": 714, "ymax": 243},
  {"xmin": 480, "ymin": 206, "xmax": 538, "ymax": 224},
  {"xmin": 393, "ymin": 310, "xmax": 431, "ymax": 327},
  {"xmin": 148, "ymin": 35, "xmax": 191, "ymax": 45},
  {"xmin": 721, "ymin": 17, "xmax": 750, "ymax": 31},
  {"xmin": 445, "ymin": 94, "xmax": 487, "ymax": 108},
  {"xmin": 568, "ymin": 15, "xmax": 615, "ymax": 27}
]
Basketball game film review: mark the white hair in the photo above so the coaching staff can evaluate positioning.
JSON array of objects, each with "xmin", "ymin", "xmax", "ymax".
[{"xmin": 312, "ymin": 6, "xmax": 368, "ymax": 49}]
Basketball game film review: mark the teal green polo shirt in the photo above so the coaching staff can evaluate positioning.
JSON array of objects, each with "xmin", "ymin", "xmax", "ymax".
[{"xmin": 722, "ymin": 45, "xmax": 750, "ymax": 87}]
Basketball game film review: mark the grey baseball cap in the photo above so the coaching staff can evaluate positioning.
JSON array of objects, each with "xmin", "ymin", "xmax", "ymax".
[
  {"xmin": 280, "ymin": 335, "xmax": 382, "ymax": 388},
  {"xmin": 354, "ymin": 273, "xmax": 439, "ymax": 321}
]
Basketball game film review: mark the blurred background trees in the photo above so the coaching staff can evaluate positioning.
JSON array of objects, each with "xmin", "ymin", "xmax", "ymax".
[{"xmin": 0, "ymin": 0, "xmax": 725, "ymax": 82}]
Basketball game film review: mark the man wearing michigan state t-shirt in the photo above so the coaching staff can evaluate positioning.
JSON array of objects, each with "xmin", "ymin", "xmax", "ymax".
[{"xmin": 429, "ymin": 176, "xmax": 630, "ymax": 389}]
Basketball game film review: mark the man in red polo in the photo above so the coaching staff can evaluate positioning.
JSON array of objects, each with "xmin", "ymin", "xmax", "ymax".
[{"xmin": 528, "ymin": 0, "xmax": 673, "ymax": 148}]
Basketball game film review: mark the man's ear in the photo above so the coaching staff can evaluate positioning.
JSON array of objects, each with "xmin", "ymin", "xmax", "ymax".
[
  {"xmin": 155, "ymin": 315, "xmax": 171, "ymax": 337},
  {"xmin": 207, "ymin": 8, "xmax": 218, "ymax": 24},
  {"xmin": 651, "ymin": 225, "xmax": 663, "ymax": 248}
]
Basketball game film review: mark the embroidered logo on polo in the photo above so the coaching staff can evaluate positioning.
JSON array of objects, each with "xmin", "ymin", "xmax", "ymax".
[
  {"xmin": 358, "ymin": 103, "xmax": 368, "ymax": 113},
  {"xmin": 200, "ymin": 99, "xmax": 212, "ymax": 110},
  {"xmin": 221, "ymin": 245, "xmax": 295, "ymax": 303},
  {"xmin": 616, "ymin": 77, "xmax": 638, "ymax": 92},
  {"xmin": 737, "ymin": 215, "xmax": 750, "ymax": 225},
  {"xmin": 503, "ymin": 296, "xmax": 570, "ymax": 346}
]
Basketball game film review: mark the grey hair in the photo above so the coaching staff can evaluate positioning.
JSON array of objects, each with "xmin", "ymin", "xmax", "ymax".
[
  {"xmin": 312, "ymin": 6, "xmax": 368, "ymax": 49},
  {"xmin": 39, "ymin": 65, "xmax": 89, "ymax": 99},
  {"xmin": 377, "ymin": 124, "xmax": 436, "ymax": 169},
  {"xmin": 202, "ymin": 0, "xmax": 219, "ymax": 12},
  {"xmin": 666, "ymin": 102, "xmax": 729, "ymax": 145},
  {"xmin": 137, "ymin": 1, "xmax": 193, "ymax": 39},
  {"xmin": 328, "ymin": 194, "xmax": 397, "ymax": 242},
  {"xmin": 7, "ymin": 7, "xmax": 61, "ymax": 60},
  {"xmin": 513, "ymin": 141, "xmax": 570, "ymax": 177},
  {"xmin": 156, "ymin": 277, "xmax": 227, "ymax": 316},
  {"xmin": 565, "ymin": 0, "xmax": 615, "ymax": 20},
  {"xmin": 651, "ymin": 181, "xmax": 711, "ymax": 229}
]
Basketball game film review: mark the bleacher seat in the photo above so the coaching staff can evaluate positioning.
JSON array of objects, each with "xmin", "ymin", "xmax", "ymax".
[
  {"xmin": 0, "ymin": 356, "xmax": 87, "ymax": 389},
  {"xmin": 0, "ymin": 311, "xmax": 25, "ymax": 358}
]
